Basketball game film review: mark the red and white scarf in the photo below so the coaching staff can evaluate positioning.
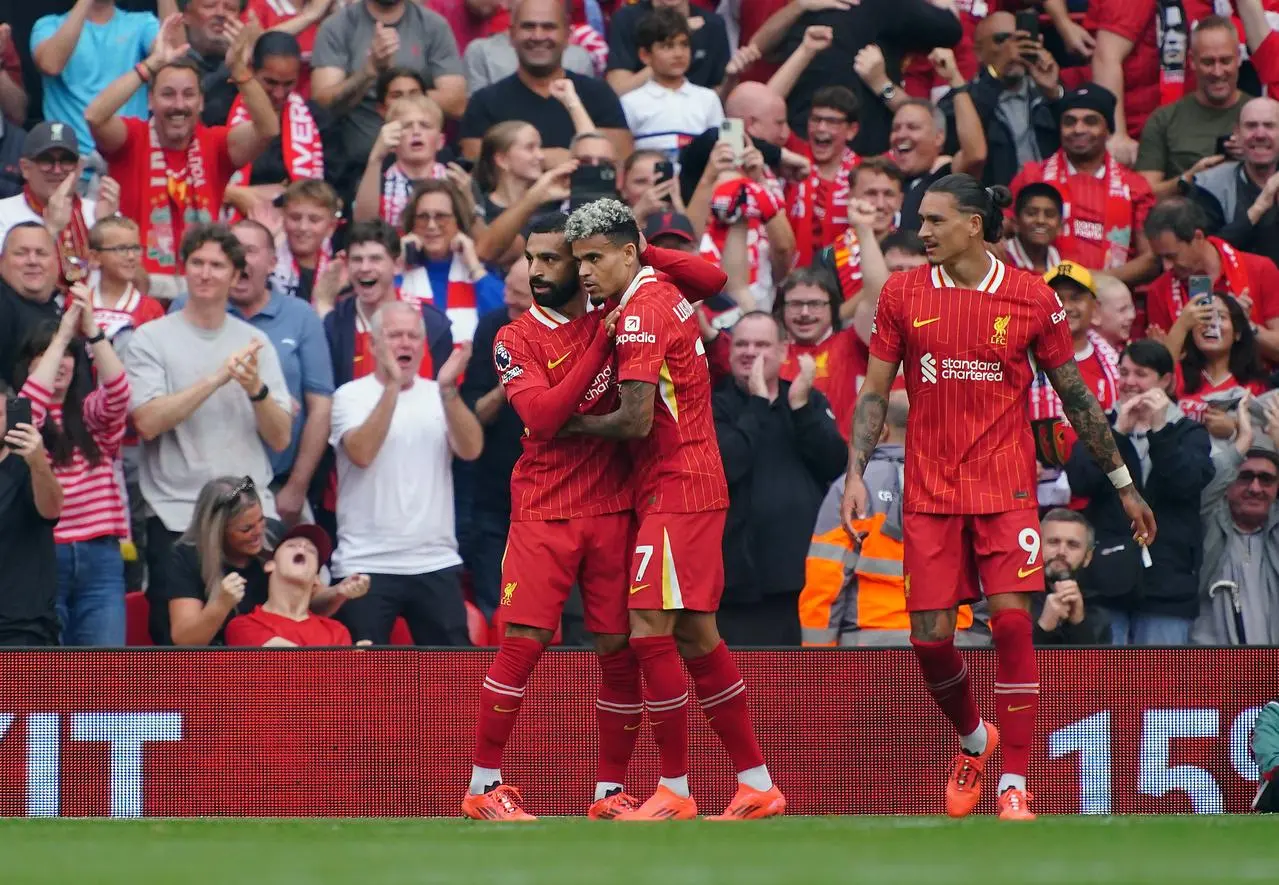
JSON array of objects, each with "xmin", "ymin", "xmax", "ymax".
[
  {"xmin": 788, "ymin": 148, "xmax": 860, "ymax": 266},
  {"xmin": 269, "ymin": 237, "xmax": 331, "ymax": 301},
  {"xmin": 222, "ymin": 92, "xmax": 323, "ymax": 221},
  {"xmin": 832, "ymin": 227, "xmax": 863, "ymax": 301},
  {"xmin": 380, "ymin": 160, "xmax": 448, "ymax": 228},
  {"xmin": 1029, "ymin": 330, "xmax": 1121, "ymax": 421},
  {"xmin": 1041, "ymin": 150, "xmax": 1134, "ymax": 269},
  {"xmin": 142, "ymin": 120, "xmax": 214, "ymax": 274},
  {"xmin": 24, "ymin": 183, "xmax": 90, "ymax": 289},
  {"xmin": 1168, "ymin": 237, "xmax": 1253, "ymax": 315},
  {"xmin": 91, "ymin": 283, "xmax": 144, "ymax": 340},
  {"xmin": 1003, "ymin": 236, "xmax": 1062, "ymax": 272},
  {"xmin": 699, "ymin": 174, "xmax": 784, "ymax": 287},
  {"xmin": 400, "ymin": 255, "xmax": 479, "ymax": 342}
]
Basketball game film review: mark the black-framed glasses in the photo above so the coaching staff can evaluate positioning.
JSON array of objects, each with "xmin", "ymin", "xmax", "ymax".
[
  {"xmin": 991, "ymin": 32, "xmax": 1014, "ymax": 45},
  {"xmin": 97, "ymin": 244, "xmax": 143, "ymax": 255},
  {"xmin": 214, "ymin": 476, "xmax": 256, "ymax": 511}
]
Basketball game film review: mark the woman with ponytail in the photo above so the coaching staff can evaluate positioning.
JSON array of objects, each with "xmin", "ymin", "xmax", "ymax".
[{"xmin": 843, "ymin": 171, "xmax": 1154, "ymax": 822}]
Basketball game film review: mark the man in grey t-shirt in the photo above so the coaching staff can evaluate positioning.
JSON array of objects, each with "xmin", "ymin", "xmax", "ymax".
[
  {"xmin": 124, "ymin": 224, "xmax": 293, "ymax": 597},
  {"xmin": 311, "ymin": 0, "xmax": 466, "ymax": 168}
]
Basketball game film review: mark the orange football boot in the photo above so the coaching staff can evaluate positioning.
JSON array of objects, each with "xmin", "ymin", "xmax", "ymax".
[
  {"xmin": 998, "ymin": 788, "xmax": 1036, "ymax": 820},
  {"xmin": 708, "ymin": 784, "xmax": 787, "ymax": 820},
  {"xmin": 588, "ymin": 790, "xmax": 640, "ymax": 820},
  {"xmin": 461, "ymin": 784, "xmax": 537, "ymax": 821},
  {"xmin": 945, "ymin": 721, "xmax": 1000, "ymax": 818},
  {"xmin": 616, "ymin": 785, "xmax": 698, "ymax": 820}
]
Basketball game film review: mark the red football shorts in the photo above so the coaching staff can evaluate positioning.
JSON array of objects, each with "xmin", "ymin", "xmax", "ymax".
[
  {"xmin": 902, "ymin": 510, "xmax": 1046, "ymax": 611},
  {"xmin": 627, "ymin": 510, "xmax": 727, "ymax": 613},
  {"xmin": 500, "ymin": 513, "xmax": 633, "ymax": 635}
]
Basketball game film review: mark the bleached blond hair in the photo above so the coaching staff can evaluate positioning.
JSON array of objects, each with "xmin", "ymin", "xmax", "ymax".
[{"xmin": 564, "ymin": 198, "xmax": 638, "ymax": 244}]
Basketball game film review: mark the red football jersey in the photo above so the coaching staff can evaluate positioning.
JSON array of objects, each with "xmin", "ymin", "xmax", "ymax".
[
  {"xmin": 615, "ymin": 268, "xmax": 728, "ymax": 516},
  {"xmin": 869, "ymin": 257, "xmax": 1075, "ymax": 514},
  {"xmin": 496, "ymin": 302, "xmax": 632, "ymax": 521},
  {"xmin": 224, "ymin": 606, "xmax": 352, "ymax": 647}
]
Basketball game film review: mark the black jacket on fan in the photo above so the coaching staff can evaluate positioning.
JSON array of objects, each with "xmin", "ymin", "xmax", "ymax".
[
  {"xmin": 1065, "ymin": 407, "xmax": 1213, "ymax": 619},
  {"xmin": 713, "ymin": 380, "xmax": 847, "ymax": 604}
]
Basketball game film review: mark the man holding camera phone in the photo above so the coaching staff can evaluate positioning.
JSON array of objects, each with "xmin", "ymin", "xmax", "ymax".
[{"xmin": 0, "ymin": 391, "xmax": 64, "ymax": 647}]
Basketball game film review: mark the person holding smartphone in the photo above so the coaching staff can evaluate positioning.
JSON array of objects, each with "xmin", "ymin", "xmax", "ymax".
[{"xmin": 0, "ymin": 390, "xmax": 63, "ymax": 647}]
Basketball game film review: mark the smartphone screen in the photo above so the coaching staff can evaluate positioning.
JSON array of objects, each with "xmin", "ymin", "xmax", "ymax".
[
  {"xmin": 655, "ymin": 161, "xmax": 674, "ymax": 185},
  {"xmin": 1214, "ymin": 135, "xmax": 1231, "ymax": 156}
]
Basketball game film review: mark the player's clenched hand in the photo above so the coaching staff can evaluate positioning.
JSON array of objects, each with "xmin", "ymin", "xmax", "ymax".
[
  {"xmin": 1119, "ymin": 484, "xmax": 1157, "ymax": 548},
  {"xmin": 840, "ymin": 472, "xmax": 869, "ymax": 539}
]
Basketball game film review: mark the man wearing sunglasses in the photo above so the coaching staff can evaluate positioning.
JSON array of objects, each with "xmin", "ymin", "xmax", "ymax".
[{"xmin": 1194, "ymin": 395, "xmax": 1279, "ymax": 645}]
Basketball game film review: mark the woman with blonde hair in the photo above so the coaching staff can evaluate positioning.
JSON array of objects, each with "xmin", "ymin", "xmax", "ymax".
[
  {"xmin": 472, "ymin": 121, "xmax": 546, "ymax": 224},
  {"xmin": 156, "ymin": 476, "xmax": 364, "ymax": 645}
]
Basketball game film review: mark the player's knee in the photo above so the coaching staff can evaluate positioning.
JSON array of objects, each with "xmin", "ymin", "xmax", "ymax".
[
  {"xmin": 628, "ymin": 609, "xmax": 675, "ymax": 638},
  {"xmin": 909, "ymin": 609, "xmax": 958, "ymax": 643},
  {"xmin": 594, "ymin": 632, "xmax": 629, "ymax": 656},
  {"xmin": 505, "ymin": 623, "xmax": 555, "ymax": 646},
  {"xmin": 674, "ymin": 613, "xmax": 720, "ymax": 658}
]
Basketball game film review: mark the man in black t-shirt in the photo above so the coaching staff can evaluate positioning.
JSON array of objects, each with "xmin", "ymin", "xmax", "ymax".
[
  {"xmin": 0, "ymin": 223, "xmax": 62, "ymax": 391},
  {"xmin": 606, "ymin": 0, "xmax": 731, "ymax": 94},
  {"xmin": 458, "ymin": 0, "xmax": 630, "ymax": 165},
  {"xmin": 0, "ymin": 394, "xmax": 62, "ymax": 647}
]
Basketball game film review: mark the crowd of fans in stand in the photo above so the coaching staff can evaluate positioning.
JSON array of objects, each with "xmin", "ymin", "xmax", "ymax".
[{"xmin": 1, "ymin": 0, "xmax": 1279, "ymax": 649}]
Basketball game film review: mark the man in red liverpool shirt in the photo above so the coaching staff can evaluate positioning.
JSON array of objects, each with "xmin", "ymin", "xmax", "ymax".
[
  {"xmin": 85, "ymin": 14, "xmax": 278, "ymax": 300},
  {"xmin": 1143, "ymin": 196, "xmax": 1279, "ymax": 361},
  {"xmin": 844, "ymin": 174, "xmax": 1155, "ymax": 820},
  {"xmin": 1010, "ymin": 84, "xmax": 1157, "ymax": 287},
  {"xmin": 564, "ymin": 198, "xmax": 784, "ymax": 822},
  {"xmin": 461, "ymin": 211, "xmax": 729, "ymax": 822},
  {"xmin": 224, "ymin": 524, "xmax": 367, "ymax": 647}
]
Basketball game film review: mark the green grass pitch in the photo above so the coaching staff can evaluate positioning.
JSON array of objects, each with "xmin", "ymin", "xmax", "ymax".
[{"xmin": 3, "ymin": 816, "xmax": 1276, "ymax": 884}]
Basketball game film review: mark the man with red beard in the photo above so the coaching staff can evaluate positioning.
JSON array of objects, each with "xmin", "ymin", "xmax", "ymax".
[
  {"xmin": 785, "ymin": 85, "xmax": 861, "ymax": 267},
  {"xmin": 1010, "ymin": 84, "xmax": 1157, "ymax": 287},
  {"xmin": 86, "ymin": 14, "xmax": 278, "ymax": 301}
]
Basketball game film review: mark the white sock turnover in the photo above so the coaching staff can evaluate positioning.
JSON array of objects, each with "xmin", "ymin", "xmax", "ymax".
[
  {"xmin": 659, "ymin": 775, "xmax": 690, "ymax": 798},
  {"xmin": 470, "ymin": 766, "xmax": 501, "ymax": 795}
]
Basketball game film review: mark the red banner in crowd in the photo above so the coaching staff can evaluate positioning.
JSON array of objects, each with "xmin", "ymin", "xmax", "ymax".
[{"xmin": 0, "ymin": 649, "xmax": 1271, "ymax": 817}]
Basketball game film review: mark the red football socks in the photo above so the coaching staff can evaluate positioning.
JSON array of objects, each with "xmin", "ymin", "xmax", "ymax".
[
  {"xmin": 472, "ymin": 636, "xmax": 544, "ymax": 769},
  {"xmin": 595, "ymin": 646, "xmax": 643, "ymax": 785},
  {"xmin": 911, "ymin": 634, "xmax": 982, "ymax": 738},
  {"xmin": 991, "ymin": 608, "xmax": 1038, "ymax": 779},
  {"xmin": 630, "ymin": 634, "xmax": 690, "ymax": 779},
  {"xmin": 685, "ymin": 641, "xmax": 766, "ymax": 773}
]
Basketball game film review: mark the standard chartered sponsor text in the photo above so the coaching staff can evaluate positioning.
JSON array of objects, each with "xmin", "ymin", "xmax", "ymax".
[{"xmin": 940, "ymin": 357, "xmax": 1004, "ymax": 382}]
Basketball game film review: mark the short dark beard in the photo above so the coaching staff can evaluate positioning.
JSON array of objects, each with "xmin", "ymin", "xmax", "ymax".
[{"xmin": 532, "ymin": 275, "xmax": 578, "ymax": 309}]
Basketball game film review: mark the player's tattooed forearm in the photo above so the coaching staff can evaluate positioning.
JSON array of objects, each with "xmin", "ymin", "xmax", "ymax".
[
  {"xmin": 1044, "ymin": 360, "xmax": 1124, "ymax": 471},
  {"xmin": 562, "ymin": 381, "xmax": 656, "ymax": 440},
  {"xmin": 851, "ymin": 392, "xmax": 888, "ymax": 475}
]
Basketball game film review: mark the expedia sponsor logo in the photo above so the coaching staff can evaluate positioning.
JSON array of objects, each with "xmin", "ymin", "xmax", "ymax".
[
  {"xmin": 1051, "ymin": 309, "xmax": 1067, "ymax": 325},
  {"xmin": 616, "ymin": 332, "xmax": 657, "ymax": 345}
]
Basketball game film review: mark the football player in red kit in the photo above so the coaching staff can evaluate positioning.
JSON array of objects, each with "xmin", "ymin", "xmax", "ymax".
[
  {"xmin": 461, "ymin": 213, "xmax": 728, "ymax": 822},
  {"xmin": 563, "ymin": 199, "xmax": 784, "ymax": 821},
  {"xmin": 843, "ymin": 175, "xmax": 1157, "ymax": 820}
]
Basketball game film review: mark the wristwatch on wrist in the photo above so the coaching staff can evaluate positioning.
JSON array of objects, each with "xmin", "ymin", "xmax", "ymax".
[
  {"xmin": 250, "ymin": 384, "xmax": 270, "ymax": 403},
  {"xmin": 879, "ymin": 83, "xmax": 898, "ymax": 103}
]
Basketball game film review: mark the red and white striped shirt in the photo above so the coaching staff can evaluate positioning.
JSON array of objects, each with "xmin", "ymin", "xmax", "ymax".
[{"xmin": 20, "ymin": 373, "xmax": 131, "ymax": 544}]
